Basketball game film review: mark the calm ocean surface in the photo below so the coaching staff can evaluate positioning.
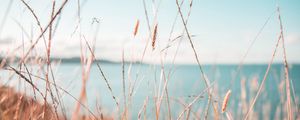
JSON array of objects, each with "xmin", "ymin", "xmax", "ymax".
[{"xmin": 2, "ymin": 63, "xmax": 300, "ymax": 119}]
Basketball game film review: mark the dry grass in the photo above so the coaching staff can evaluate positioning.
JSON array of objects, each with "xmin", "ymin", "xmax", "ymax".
[
  {"xmin": 222, "ymin": 90, "xmax": 231, "ymax": 113},
  {"xmin": 152, "ymin": 23, "xmax": 158, "ymax": 50},
  {"xmin": 277, "ymin": 6, "xmax": 293, "ymax": 120},
  {"xmin": 0, "ymin": 85, "xmax": 113, "ymax": 120},
  {"xmin": 133, "ymin": 19, "xmax": 140, "ymax": 37},
  {"xmin": 0, "ymin": 86, "xmax": 54, "ymax": 120}
]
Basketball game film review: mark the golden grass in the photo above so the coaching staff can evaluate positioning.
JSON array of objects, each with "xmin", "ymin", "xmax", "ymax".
[
  {"xmin": 222, "ymin": 90, "xmax": 232, "ymax": 113},
  {"xmin": 0, "ymin": 85, "xmax": 113, "ymax": 120},
  {"xmin": 152, "ymin": 23, "xmax": 158, "ymax": 50},
  {"xmin": 0, "ymin": 86, "xmax": 54, "ymax": 120},
  {"xmin": 133, "ymin": 19, "xmax": 140, "ymax": 37}
]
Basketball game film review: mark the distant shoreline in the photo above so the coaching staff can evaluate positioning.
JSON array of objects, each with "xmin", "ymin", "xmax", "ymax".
[{"xmin": 1, "ymin": 57, "xmax": 299, "ymax": 65}]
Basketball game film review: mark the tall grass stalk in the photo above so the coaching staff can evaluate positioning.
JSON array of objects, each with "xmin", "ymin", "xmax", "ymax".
[
  {"xmin": 243, "ymin": 25, "xmax": 282, "ymax": 120},
  {"xmin": 277, "ymin": 6, "xmax": 293, "ymax": 120}
]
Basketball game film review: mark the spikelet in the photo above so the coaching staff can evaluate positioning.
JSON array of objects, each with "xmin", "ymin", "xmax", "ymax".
[
  {"xmin": 222, "ymin": 90, "xmax": 232, "ymax": 113},
  {"xmin": 133, "ymin": 19, "xmax": 140, "ymax": 37},
  {"xmin": 152, "ymin": 23, "xmax": 158, "ymax": 50}
]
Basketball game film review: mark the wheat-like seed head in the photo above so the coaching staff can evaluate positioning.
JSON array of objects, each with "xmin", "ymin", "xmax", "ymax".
[
  {"xmin": 133, "ymin": 19, "xmax": 140, "ymax": 36},
  {"xmin": 152, "ymin": 23, "xmax": 158, "ymax": 50},
  {"xmin": 222, "ymin": 90, "xmax": 232, "ymax": 113}
]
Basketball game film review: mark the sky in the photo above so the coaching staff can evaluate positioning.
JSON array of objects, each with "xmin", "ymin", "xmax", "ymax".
[{"xmin": 0, "ymin": 0, "xmax": 299, "ymax": 64}]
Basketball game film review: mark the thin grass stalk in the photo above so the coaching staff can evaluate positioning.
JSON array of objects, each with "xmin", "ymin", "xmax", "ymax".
[
  {"xmin": 186, "ymin": 108, "xmax": 191, "ymax": 120},
  {"xmin": 23, "ymin": 62, "xmax": 44, "ymax": 119},
  {"xmin": 129, "ymin": 1, "xmax": 160, "ymax": 117},
  {"xmin": 160, "ymin": 0, "xmax": 183, "ymax": 53},
  {"xmin": 211, "ymin": 65, "xmax": 219, "ymax": 119},
  {"xmin": 177, "ymin": 82, "xmax": 215, "ymax": 120},
  {"xmin": 7, "ymin": 65, "xmax": 44, "ymax": 99},
  {"xmin": 139, "ymin": 0, "xmax": 152, "ymax": 63},
  {"xmin": 121, "ymin": 47, "xmax": 127, "ymax": 119},
  {"xmin": 290, "ymin": 78, "xmax": 299, "ymax": 119},
  {"xmin": 23, "ymin": 62, "xmax": 37, "ymax": 100},
  {"xmin": 138, "ymin": 2, "xmax": 161, "ymax": 118},
  {"xmin": 72, "ymin": 1, "xmax": 88, "ymax": 118},
  {"xmin": 169, "ymin": 97, "xmax": 200, "ymax": 119},
  {"xmin": 19, "ymin": 2, "xmax": 66, "ymax": 118},
  {"xmin": 45, "ymin": 1, "xmax": 61, "ymax": 119},
  {"xmin": 84, "ymin": 39, "xmax": 120, "ymax": 114},
  {"xmin": 157, "ymin": 1, "xmax": 188, "ymax": 120},
  {"xmin": 72, "ymin": 43, "xmax": 88, "ymax": 119},
  {"xmin": 156, "ymin": 53, "xmax": 172, "ymax": 120},
  {"xmin": 126, "ymin": 62, "xmax": 133, "ymax": 117},
  {"xmin": 204, "ymin": 92, "xmax": 212, "ymax": 120},
  {"xmin": 133, "ymin": 1, "xmax": 160, "ymax": 101},
  {"xmin": 5, "ymin": 66, "xmax": 96, "ymax": 115},
  {"xmin": 277, "ymin": 6, "xmax": 293, "ymax": 120},
  {"xmin": 138, "ymin": 96, "xmax": 149, "ymax": 120},
  {"xmin": 230, "ymin": 11, "xmax": 275, "ymax": 87},
  {"xmin": 243, "ymin": 34, "xmax": 282, "ymax": 120},
  {"xmin": 178, "ymin": 98, "xmax": 200, "ymax": 120},
  {"xmin": 18, "ymin": 0, "xmax": 68, "ymax": 65},
  {"xmin": 20, "ymin": 0, "xmax": 48, "ymax": 50},
  {"xmin": 5, "ymin": 65, "xmax": 97, "ymax": 119},
  {"xmin": 175, "ymin": 1, "xmax": 220, "ymax": 119},
  {"xmin": 175, "ymin": 0, "xmax": 210, "ymax": 95},
  {"xmin": 139, "ymin": 0, "xmax": 160, "ymax": 63},
  {"xmin": 225, "ymin": 112, "xmax": 233, "ymax": 120}
]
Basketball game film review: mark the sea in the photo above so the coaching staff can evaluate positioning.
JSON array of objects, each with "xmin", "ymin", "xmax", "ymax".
[{"xmin": 1, "ymin": 62, "xmax": 300, "ymax": 119}]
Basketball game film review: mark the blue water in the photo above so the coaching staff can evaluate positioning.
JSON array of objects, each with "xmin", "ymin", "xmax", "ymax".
[{"xmin": 1, "ymin": 63, "xmax": 300, "ymax": 119}]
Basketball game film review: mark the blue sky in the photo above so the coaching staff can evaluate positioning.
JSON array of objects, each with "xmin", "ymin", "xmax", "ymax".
[{"xmin": 0, "ymin": 0, "xmax": 299, "ymax": 64}]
